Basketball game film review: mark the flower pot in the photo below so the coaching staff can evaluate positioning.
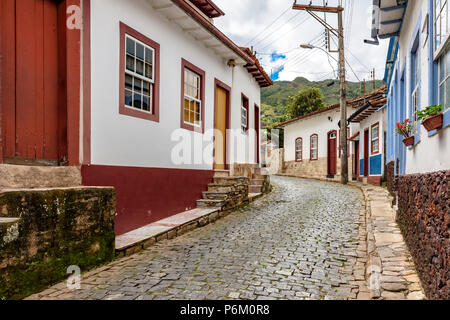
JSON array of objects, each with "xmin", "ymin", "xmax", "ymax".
[
  {"xmin": 422, "ymin": 113, "xmax": 443, "ymax": 131},
  {"xmin": 402, "ymin": 136, "xmax": 414, "ymax": 146}
]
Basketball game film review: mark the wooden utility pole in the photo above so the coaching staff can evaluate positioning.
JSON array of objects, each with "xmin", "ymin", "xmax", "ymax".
[{"xmin": 293, "ymin": 1, "xmax": 348, "ymax": 184}]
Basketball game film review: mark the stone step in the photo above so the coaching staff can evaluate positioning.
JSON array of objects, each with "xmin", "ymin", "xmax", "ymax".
[
  {"xmin": 196, "ymin": 199, "xmax": 225, "ymax": 208},
  {"xmin": 207, "ymin": 183, "xmax": 235, "ymax": 192},
  {"xmin": 250, "ymin": 179, "xmax": 264, "ymax": 186},
  {"xmin": 213, "ymin": 170, "xmax": 230, "ymax": 178},
  {"xmin": 213, "ymin": 176, "xmax": 249, "ymax": 185},
  {"xmin": 255, "ymin": 168, "xmax": 269, "ymax": 175},
  {"xmin": 249, "ymin": 185, "xmax": 263, "ymax": 193},
  {"xmin": 252, "ymin": 174, "xmax": 265, "ymax": 180},
  {"xmin": 0, "ymin": 217, "xmax": 21, "ymax": 226},
  {"xmin": 202, "ymin": 191, "xmax": 230, "ymax": 201},
  {"xmin": 115, "ymin": 207, "xmax": 220, "ymax": 255},
  {"xmin": 0, "ymin": 164, "xmax": 82, "ymax": 189}
]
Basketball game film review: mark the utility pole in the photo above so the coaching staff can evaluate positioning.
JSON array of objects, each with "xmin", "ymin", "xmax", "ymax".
[{"xmin": 293, "ymin": 1, "xmax": 348, "ymax": 184}]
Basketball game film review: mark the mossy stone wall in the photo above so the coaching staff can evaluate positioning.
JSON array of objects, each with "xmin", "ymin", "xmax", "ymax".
[{"xmin": 0, "ymin": 187, "xmax": 116, "ymax": 299}]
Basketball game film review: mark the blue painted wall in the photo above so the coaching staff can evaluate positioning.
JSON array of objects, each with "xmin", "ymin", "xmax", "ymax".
[{"xmin": 369, "ymin": 154, "xmax": 383, "ymax": 175}]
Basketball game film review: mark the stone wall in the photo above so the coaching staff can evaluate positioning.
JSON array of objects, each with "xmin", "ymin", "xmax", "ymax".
[
  {"xmin": 385, "ymin": 161, "xmax": 395, "ymax": 196},
  {"xmin": 0, "ymin": 187, "xmax": 116, "ymax": 299},
  {"xmin": 264, "ymin": 148, "xmax": 284, "ymax": 175},
  {"xmin": 283, "ymin": 156, "xmax": 353, "ymax": 181},
  {"xmin": 395, "ymin": 170, "xmax": 449, "ymax": 300}
]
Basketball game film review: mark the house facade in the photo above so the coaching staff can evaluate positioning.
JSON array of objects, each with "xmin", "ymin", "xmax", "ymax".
[
  {"xmin": 277, "ymin": 88, "xmax": 385, "ymax": 184},
  {"xmin": 371, "ymin": 0, "xmax": 449, "ymax": 299},
  {"xmin": 0, "ymin": 0, "xmax": 272, "ymax": 235},
  {"xmin": 348, "ymin": 97, "xmax": 387, "ymax": 186}
]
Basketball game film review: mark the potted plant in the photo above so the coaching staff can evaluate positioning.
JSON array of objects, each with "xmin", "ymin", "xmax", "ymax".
[
  {"xmin": 418, "ymin": 105, "xmax": 443, "ymax": 131},
  {"xmin": 395, "ymin": 119, "xmax": 414, "ymax": 146}
]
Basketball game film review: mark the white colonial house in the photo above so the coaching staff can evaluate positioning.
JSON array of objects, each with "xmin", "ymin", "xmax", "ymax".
[
  {"xmin": 347, "ymin": 95, "xmax": 387, "ymax": 186},
  {"xmin": 368, "ymin": 0, "xmax": 450, "ymax": 299},
  {"xmin": 0, "ymin": 0, "xmax": 272, "ymax": 235},
  {"xmin": 277, "ymin": 88, "xmax": 386, "ymax": 184}
]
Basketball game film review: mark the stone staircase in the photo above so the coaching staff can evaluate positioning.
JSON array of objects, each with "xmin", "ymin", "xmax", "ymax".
[
  {"xmin": 249, "ymin": 168, "xmax": 267, "ymax": 194},
  {"xmin": 196, "ymin": 170, "xmax": 249, "ymax": 211}
]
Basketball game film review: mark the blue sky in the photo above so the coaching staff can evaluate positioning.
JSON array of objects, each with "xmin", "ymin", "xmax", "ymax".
[{"xmin": 213, "ymin": 0, "xmax": 389, "ymax": 82}]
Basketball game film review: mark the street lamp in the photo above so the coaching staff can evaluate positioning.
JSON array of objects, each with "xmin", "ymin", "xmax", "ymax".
[{"xmin": 299, "ymin": 44, "xmax": 338, "ymax": 63}]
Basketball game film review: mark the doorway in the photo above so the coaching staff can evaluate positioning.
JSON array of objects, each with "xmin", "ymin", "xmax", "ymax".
[
  {"xmin": 327, "ymin": 130, "xmax": 337, "ymax": 176},
  {"xmin": 213, "ymin": 80, "xmax": 230, "ymax": 170},
  {"xmin": 1, "ymin": 0, "xmax": 68, "ymax": 165},
  {"xmin": 364, "ymin": 129, "xmax": 369, "ymax": 177}
]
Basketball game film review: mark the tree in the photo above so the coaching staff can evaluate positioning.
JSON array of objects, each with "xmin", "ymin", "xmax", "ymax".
[{"xmin": 287, "ymin": 87, "xmax": 325, "ymax": 119}]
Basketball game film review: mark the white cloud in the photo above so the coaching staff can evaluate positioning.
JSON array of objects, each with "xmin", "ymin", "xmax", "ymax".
[{"xmin": 213, "ymin": 0, "xmax": 389, "ymax": 82}]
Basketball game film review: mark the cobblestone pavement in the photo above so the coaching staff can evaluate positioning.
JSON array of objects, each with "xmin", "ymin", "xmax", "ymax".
[{"xmin": 28, "ymin": 176, "xmax": 369, "ymax": 300}]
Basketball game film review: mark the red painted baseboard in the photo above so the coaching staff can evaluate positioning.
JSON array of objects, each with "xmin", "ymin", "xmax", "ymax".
[
  {"xmin": 367, "ymin": 176, "xmax": 382, "ymax": 186},
  {"xmin": 82, "ymin": 165, "xmax": 214, "ymax": 235}
]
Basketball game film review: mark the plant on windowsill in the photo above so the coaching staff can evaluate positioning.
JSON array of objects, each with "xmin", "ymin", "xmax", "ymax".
[
  {"xmin": 395, "ymin": 119, "xmax": 414, "ymax": 146},
  {"xmin": 418, "ymin": 105, "xmax": 443, "ymax": 132}
]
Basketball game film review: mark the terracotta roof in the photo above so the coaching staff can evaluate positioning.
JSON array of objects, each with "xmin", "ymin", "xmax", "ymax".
[
  {"xmin": 189, "ymin": 0, "xmax": 224, "ymax": 18},
  {"xmin": 276, "ymin": 86, "xmax": 387, "ymax": 128},
  {"xmin": 170, "ymin": 1, "xmax": 272, "ymax": 88},
  {"xmin": 348, "ymin": 97, "xmax": 387, "ymax": 123},
  {"xmin": 240, "ymin": 47, "xmax": 274, "ymax": 88}
]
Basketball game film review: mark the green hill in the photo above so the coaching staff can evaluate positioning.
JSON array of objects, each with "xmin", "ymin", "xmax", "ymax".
[{"xmin": 261, "ymin": 77, "xmax": 384, "ymax": 127}]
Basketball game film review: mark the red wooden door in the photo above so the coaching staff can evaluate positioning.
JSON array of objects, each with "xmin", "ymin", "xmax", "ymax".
[
  {"xmin": 1, "ymin": 0, "xmax": 65, "ymax": 164},
  {"xmin": 327, "ymin": 131, "xmax": 337, "ymax": 175}
]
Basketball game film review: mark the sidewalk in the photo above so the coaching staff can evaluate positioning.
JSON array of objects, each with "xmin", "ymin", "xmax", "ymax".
[{"xmin": 356, "ymin": 183, "xmax": 425, "ymax": 300}]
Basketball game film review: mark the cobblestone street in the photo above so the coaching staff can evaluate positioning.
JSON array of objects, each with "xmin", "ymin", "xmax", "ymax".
[{"xmin": 29, "ymin": 176, "xmax": 370, "ymax": 300}]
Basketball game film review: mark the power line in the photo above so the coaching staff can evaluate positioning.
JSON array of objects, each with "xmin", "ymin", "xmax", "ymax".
[{"xmin": 244, "ymin": 5, "xmax": 293, "ymax": 46}]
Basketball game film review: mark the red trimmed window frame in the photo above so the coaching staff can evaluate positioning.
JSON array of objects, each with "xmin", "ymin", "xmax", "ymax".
[
  {"xmin": 180, "ymin": 58, "xmax": 205, "ymax": 133},
  {"xmin": 241, "ymin": 93, "xmax": 249, "ymax": 134},
  {"xmin": 119, "ymin": 22, "xmax": 160, "ymax": 122},
  {"xmin": 371, "ymin": 122, "xmax": 380, "ymax": 155},
  {"xmin": 310, "ymin": 134, "xmax": 318, "ymax": 161},
  {"xmin": 295, "ymin": 137, "xmax": 303, "ymax": 162}
]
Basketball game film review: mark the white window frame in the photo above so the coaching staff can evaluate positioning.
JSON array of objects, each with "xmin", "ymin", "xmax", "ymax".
[
  {"xmin": 183, "ymin": 68, "xmax": 202, "ymax": 128},
  {"xmin": 438, "ymin": 46, "xmax": 450, "ymax": 112},
  {"xmin": 434, "ymin": 0, "xmax": 450, "ymax": 56},
  {"xmin": 241, "ymin": 105, "xmax": 248, "ymax": 132},
  {"xmin": 411, "ymin": 49, "xmax": 420, "ymax": 135},
  {"xmin": 295, "ymin": 138, "xmax": 302, "ymax": 161},
  {"xmin": 310, "ymin": 135, "xmax": 318, "ymax": 160},
  {"xmin": 125, "ymin": 34, "xmax": 155, "ymax": 114},
  {"xmin": 371, "ymin": 124, "xmax": 380, "ymax": 154}
]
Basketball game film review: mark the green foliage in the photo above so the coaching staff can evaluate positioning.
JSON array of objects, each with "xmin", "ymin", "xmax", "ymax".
[
  {"xmin": 287, "ymin": 87, "xmax": 325, "ymax": 118},
  {"xmin": 417, "ymin": 105, "xmax": 443, "ymax": 121}
]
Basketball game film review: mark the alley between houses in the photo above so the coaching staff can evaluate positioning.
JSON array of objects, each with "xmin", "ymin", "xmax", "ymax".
[{"xmin": 28, "ymin": 176, "xmax": 371, "ymax": 300}]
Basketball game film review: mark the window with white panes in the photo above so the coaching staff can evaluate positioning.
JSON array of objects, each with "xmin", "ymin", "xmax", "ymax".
[
  {"xmin": 310, "ymin": 134, "xmax": 318, "ymax": 160},
  {"xmin": 411, "ymin": 49, "xmax": 420, "ymax": 135},
  {"xmin": 125, "ymin": 35, "xmax": 154, "ymax": 113},
  {"xmin": 438, "ymin": 45, "xmax": 450, "ymax": 111},
  {"xmin": 435, "ymin": 0, "xmax": 449, "ymax": 51},
  {"xmin": 371, "ymin": 124, "xmax": 380, "ymax": 154},
  {"xmin": 241, "ymin": 95, "xmax": 249, "ymax": 132},
  {"xmin": 183, "ymin": 68, "xmax": 202, "ymax": 127},
  {"xmin": 295, "ymin": 138, "xmax": 302, "ymax": 161}
]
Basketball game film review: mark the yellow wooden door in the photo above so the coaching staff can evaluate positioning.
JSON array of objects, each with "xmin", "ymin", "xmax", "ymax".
[{"xmin": 214, "ymin": 87, "xmax": 227, "ymax": 170}]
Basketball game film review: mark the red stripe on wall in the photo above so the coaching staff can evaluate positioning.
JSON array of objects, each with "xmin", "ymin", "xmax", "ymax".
[{"xmin": 82, "ymin": 165, "xmax": 214, "ymax": 235}]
